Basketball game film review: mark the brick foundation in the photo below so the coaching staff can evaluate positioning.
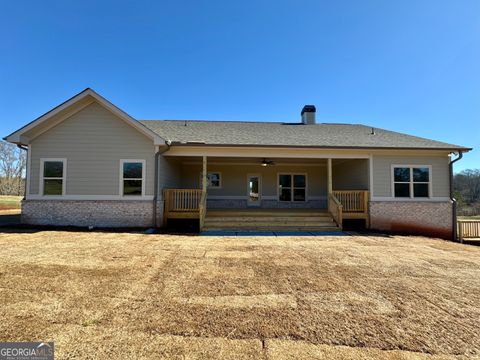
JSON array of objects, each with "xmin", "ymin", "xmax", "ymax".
[
  {"xmin": 22, "ymin": 200, "xmax": 162, "ymax": 228},
  {"xmin": 369, "ymin": 201, "xmax": 453, "ymax": 239}
]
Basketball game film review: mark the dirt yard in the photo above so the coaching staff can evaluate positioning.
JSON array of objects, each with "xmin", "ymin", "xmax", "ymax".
[{"xmin": 0, "ymin": 230, "xmax": 479, "ymax": 359}]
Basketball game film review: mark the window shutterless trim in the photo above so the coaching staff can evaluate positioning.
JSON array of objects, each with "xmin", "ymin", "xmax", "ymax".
[
  {"xmin": 246, "ymin": 173, "xmax": 262, "ymax": 205},
  {"xmin": 391, "ymin": 164, "xmax": 432, "ymax": 199},
  {"xmin": 277, "ymin": 173, "xmax": 308, "ymax": 202},
  {"xmin": 199, "ymin": 171, "xmax": 222, "ymax": 189},
  {"xmin": 39, "ymin": 158, "xmax": 67, "ymax": 196},
  {"xmin": 119, "ymin": 159, "xmax": 146, "ymax": 197}
]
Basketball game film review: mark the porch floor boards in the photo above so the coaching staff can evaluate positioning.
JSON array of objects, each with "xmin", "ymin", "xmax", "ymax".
[{"xmin": 204, "ymin": 208, "xmax": 341, "ymax": 232}]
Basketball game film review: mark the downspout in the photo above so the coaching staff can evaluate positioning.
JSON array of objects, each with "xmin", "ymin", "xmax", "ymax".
[
  {"xmin": 449, "ymin": 151, "xmax": 463, "ymax": 242},
  {"xmin": 152, "ymin": 140, "xmax": 171, "ymax": 227},
  {"xmin": 17, "ymin": 144, "xmax": 28, "ymax": 199}
]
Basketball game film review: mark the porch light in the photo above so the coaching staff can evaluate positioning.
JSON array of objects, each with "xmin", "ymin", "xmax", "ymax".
[{"xmin": 261, "ymin": 159, "xmax": 274, "ymax": 166}]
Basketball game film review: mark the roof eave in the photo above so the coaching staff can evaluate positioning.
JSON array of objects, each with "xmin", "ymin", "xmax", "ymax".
[{"xmin": 168, "ymin": 143, "xmax": 472, "ymax": 152}]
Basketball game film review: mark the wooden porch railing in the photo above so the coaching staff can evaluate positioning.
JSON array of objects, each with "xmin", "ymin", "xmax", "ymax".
[
  {"xmin": 328, "ymin": 193, "xmax": 343, "ymax": 229},
  {"xmin": 329, "ymin": 190, "xmax": 369, "ymax": 227},
  {"xmin": 458, "ymin": 219, "xmax": 480, "ymax": 243},
  {"xmin": 333, "ymin": 190, "xmax": 369, "ymax": 213},
  {"xmin": 165, "ymin": 189, "xmax": 202, "ymax": 212},
  {"xmin": 163, "ymin": 189, "xmax": 207, "ymax": 229}
]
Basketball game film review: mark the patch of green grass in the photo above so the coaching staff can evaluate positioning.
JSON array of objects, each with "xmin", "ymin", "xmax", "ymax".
[{"xmin": 81, "ymin": 319, "xmax": 100, "ymax": 327}]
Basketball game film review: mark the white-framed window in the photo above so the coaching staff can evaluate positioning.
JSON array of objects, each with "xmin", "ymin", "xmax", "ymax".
[
  {"xmin": 199, "ymin": 172, "xmax": 222, "ymax": 189},
  {"xmin": 40, "ymin": 158, "xmax": 67, "ymax": 196},
  {"xmin": 278, "ymin": 173, "xmax": 307, "ymax": 202},
  {"xmin": 392, "ymin": 165, "xmax": 431, "ymax": 198},
  {"xmin": 120, "ymin": 159, "xmax": 146, "ymax": 196}
]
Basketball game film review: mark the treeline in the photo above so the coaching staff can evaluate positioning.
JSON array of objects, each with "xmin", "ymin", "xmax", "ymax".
[
  {"xmin": 454, "ymin": 169, "xmax": 480, "ymax": 216},
  {"xmin": 0, "ymin": 141, "xmax": 26, "ymax": 196}
]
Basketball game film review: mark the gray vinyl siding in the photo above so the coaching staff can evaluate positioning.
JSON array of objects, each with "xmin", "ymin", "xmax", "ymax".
[
  {"xmin": 372, "ymin": 155, "xmax": 450, "ymax": 198},
  {"xmin": 158, "ymin": 153, "xmax": 182, "ymax": 197},
  {"xmin": 332, "ymin": 159, "xmax": 368, "ymax": 190},
  {"xmin": 30, "ymin": 102, "xmax": 155, "ymax": 196},
  {"xmin": 23, "ymin": 97, "xmax": 94, "ymax": 139},
  {"xmin": 179, "ymin": 163, "xmax": 327, "ymax": 198}
]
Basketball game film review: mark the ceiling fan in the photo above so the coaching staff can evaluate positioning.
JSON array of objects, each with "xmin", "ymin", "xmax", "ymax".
[{"xmin": 261, "ymin": 158, "xmax": 275, "ymax": 167}]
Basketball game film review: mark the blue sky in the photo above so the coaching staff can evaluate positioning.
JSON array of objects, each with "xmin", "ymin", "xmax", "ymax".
[{"xmin": 1, "ymin": 0, "xmax": 478, "ymax": 172}]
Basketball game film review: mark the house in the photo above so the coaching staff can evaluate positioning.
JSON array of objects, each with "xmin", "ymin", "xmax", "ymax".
[{"xmin": 4, "ymin": 88, "xmax": 471, "ymax": 239}]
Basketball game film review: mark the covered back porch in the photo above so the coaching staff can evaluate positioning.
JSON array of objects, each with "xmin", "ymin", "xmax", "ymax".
[{"xmin": 161, "ymin": 155, "xmax": 370, "ymax": 230}]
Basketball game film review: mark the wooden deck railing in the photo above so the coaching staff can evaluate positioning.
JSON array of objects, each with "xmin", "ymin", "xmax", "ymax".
[
  {"xmin": 163, "ymin": 188, "xmax": 369, "ymax": 231},
  {"xmin": 328, "ymin": 193, "xmax": 343, "ymax": 229},
  {"xmin": 329, "ymin": 190, "xmax": 369, "ymax": 227},
  {"xmin": 164, "ymin": 189, "xmax": 202, "ymax": 212},
  {"xmin": 163, "ymin": 189, "xmax": 207, "ymax": 228},
  {"xmin": 333, "ymin": 190, "xmax": 369, "ymax": 213},
  {"xmin": 458, "ymin": 219, "xmax": 480, "ymax": 243}
]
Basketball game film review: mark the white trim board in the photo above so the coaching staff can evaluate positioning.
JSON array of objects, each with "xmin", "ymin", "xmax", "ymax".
[
  {"xmin": 246, "ymin": 173, "xmax": 262, "ymax": 206},
  {"xmin": 164, "ymin": 146, "xmax": 452, "ymax": 158},
  {"xmin": 26, "ymin": 143, "xmax": 32, "ymax": 196},
  {"xmin": 165, "ymin": 146, "xmax": 372, "ymax": 159},
  {"xmin": 39, "ymin": 158, "xmax": 67, "ymax": 196},
  {"xmin": 119, "ymin": 159, "xmax": 146, "ymax": 197},
  {"xmin": 26, "ymin": 195, "xmax": 154, "ymax": 201},
  {"xmin": 368, "ymin": 155, "xmax": 374, "ymax": 201},
  {"xmin": 370, "ymin": 197, "xmax": 450, "ymax": 202}
]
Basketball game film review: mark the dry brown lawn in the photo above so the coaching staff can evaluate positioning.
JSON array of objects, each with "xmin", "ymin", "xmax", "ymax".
[{"xmin": 0, "ymin": 229, "xmax": 479, "ymax": 359}]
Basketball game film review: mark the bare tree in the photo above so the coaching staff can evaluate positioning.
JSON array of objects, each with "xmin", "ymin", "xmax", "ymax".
[
  {"xmin": 454, "ymin": 169, "xmax": 480, "ymax": 216},
  {"xmin": 0, "ymin": 140, "xmax": 26, "ymax": 196}
]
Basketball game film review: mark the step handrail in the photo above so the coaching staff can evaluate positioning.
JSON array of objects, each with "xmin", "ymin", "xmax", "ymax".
[{"xmin": 328, "ymin": 193, "xmax": 343, "ymax": 229}]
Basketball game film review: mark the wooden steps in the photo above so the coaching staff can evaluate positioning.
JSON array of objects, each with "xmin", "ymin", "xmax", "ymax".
[{"xmin": 203, "ymin": 209, "xmax": 340, "ymax": 232}]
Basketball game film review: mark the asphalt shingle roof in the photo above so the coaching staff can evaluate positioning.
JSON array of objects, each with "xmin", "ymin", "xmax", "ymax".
[{"xmin": 139, "ymin": 120, "xmax": 469, "ymax": 151}]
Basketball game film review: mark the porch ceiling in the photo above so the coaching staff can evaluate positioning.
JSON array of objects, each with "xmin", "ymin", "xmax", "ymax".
[
  {"xmin": 176, "ymin": 156, "xmax": 328, "ymax": 165},
  {"xmin": 173, "ymin": 157, "xmax": 366, "ymax": 166}
]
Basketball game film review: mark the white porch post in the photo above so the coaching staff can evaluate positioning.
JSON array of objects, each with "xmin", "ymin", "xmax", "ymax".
[
  {"xmin": 202, "ymin": 156, "xmax": 207, "ymax": 193},
  {"xmin": 327, "ymin": 158, "xmax": 333, "ymax": 194}
]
